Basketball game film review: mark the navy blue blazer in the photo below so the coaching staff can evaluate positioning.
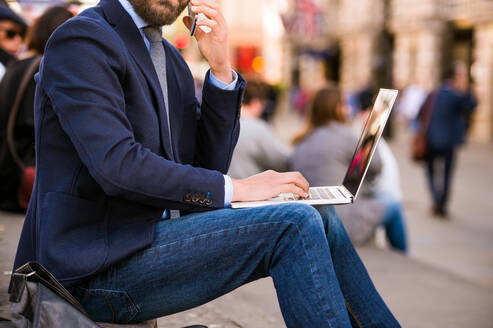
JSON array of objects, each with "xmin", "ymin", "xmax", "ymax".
[
  {"xmin": 12, "ymin": 0, "xmax": 245, "ymax": 288},
  {"xmin": 426, "ymin": 84, "xmax": 476, "ymax": 149}
]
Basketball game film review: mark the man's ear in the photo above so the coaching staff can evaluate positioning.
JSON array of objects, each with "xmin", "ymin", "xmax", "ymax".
[{"xmin": 183, "ymin": 16, "xmax": 192, "ymax": 31}]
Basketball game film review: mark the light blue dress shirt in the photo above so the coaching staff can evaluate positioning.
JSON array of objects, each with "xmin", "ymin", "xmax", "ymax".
[{"xmin": 118, "ymin": 0, "xmax": 235, "ymax": 208}]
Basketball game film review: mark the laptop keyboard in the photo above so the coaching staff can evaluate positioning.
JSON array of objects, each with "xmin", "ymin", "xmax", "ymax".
[{"xmin": 278, "ymin": 187, "xmax": 337, "ymax": 201}]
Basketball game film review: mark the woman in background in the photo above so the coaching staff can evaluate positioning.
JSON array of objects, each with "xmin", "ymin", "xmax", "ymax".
[
  {"xmin": 290, "ymin": 87, "xmax": 407, "ymax": 252},
  {"xmin": 0, "ymin": 6, "xmax": 73, "ymax": 211}
]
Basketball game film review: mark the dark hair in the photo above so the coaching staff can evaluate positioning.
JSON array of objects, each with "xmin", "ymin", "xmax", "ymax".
[
  {"xmin": 243, "ymin": 80, "xmax": 267, "ymax": 105},
  {"xmin": 357, "ymin": 88, "xmax": 374, "ymax": 111},
  {"xmin": 26, "ymin": 6, "xmax": 73, "ymax": 54},
  {"xmin": 443, "ymin": 62, "xmax": 458, "ymax": 81},
  {"xmin": 292, "ymin": 87, "xmax": 345, "ymax": 144}
]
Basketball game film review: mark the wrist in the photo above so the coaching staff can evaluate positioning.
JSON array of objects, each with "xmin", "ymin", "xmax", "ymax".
[
  {"xmin": 211, "ymin": 64, "xmax": 233, "ymax": 84},
  {"xmin": 231, "ymin": 178, "xmax": 243, "ymax": 202}
]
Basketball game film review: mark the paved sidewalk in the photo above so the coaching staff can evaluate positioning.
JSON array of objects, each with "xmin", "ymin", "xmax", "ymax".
[{"xmin": 392, "ymin": 130, "xmax": 493, "ymax": 288}]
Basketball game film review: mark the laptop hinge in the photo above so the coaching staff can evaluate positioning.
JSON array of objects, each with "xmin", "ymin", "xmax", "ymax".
[{"xmin": 339, "ymin": 186, "xmax": 354, "ymax": 202}]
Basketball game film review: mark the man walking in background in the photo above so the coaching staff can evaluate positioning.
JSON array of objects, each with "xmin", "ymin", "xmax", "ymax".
[{"xmin": 422, "ymin": 61, "xmax": 476, "ymax": 217}]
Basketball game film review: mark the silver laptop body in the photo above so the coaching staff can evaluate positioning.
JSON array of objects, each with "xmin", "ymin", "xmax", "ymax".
[{"xmin": 231, "ymin": 88, "xmax": 398, "ymax": 209}]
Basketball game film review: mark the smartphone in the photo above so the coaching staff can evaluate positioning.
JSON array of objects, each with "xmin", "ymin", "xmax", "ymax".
[
  {"xmin": 188, "ymin": 2, "xmax": 212, "ymax": 36},
  {"xmin": 188, "ymin": 2, "xmax": 198, "ymax": 36}
]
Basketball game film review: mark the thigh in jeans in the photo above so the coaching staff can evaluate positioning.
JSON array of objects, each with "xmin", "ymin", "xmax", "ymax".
[{"xmin": 73, "ymin": 203, "xmax": 334, "ymax": 324}]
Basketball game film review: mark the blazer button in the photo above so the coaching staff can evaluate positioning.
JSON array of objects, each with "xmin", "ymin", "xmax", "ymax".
[
  {"xmin": 184, "ymin": 194, "xmax": 192, "ymax": 202},
  {"xmin": 191, "ymin": 194, "xmax": 200, "ymax": 203},
  {"xmin": 205, "ymin": 198, "xmax": 212, "ymax": 206}
]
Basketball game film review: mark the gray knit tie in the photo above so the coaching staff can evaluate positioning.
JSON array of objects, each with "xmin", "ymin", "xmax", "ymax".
[
  {"xmin": 143, "ymin": 26, "xmax": 173, "ymax": 159},
  {"xmin": 144, "ymin": 27, "xmax": 180, "ymax": 219}
]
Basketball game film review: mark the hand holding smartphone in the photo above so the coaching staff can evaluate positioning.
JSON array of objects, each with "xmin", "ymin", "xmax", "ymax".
[
  {"xmin": 188, "ymin": 2, "xmax": 212, "ymax": 36},
  {"xmin": 185, "ymin": 0, "xmax": 233, "ymax": 84}
]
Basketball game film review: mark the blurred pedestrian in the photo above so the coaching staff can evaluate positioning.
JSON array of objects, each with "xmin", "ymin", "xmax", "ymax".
[
  {"xmin": 420, "ymin": 61, "xmax": 477, "ymax": 218},
  {"xmin": 0, "ymin": 6, "xmax": 73, "ymax": 212},
  {"xmin": 228, "ymin": 80, "xmax": 290, "ymax": 179},
  {"xmin": 0, "ymin": 4, "xmax": 27, "ymax": 80},
  {"xmin": 291, "ymin": 87, "xmax": 407, "ymax": 252},
  {"xmin": 396, "ymin": 82, "xmax": 427, "ymax": 129}
]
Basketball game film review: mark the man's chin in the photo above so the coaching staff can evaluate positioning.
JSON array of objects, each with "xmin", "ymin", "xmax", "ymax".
[
  {"xmin": 150, "ymin": 3, "xmax": 187, "ymax": 25},
  {"xmin": 130, "ymin": 0, "xmax": 186, "ymax": 26}
]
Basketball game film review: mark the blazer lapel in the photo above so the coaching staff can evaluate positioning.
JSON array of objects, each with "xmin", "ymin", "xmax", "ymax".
[{"xmin": 100, "ymin": 0, "xmax": 174, "ymax": 160}]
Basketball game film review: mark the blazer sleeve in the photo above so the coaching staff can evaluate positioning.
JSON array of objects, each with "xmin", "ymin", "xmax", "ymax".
[
  {"xmin": 195, "ymin": 71, "xmax": 245, "ymax": 173},
  {"xmin": 39, "ymin": 18, "xmax": 226, "ymax": 210}
]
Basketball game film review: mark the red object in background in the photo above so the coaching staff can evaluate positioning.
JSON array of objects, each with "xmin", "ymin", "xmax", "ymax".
[
  {"xmin": 235, "ymin": 46, "xmax": 258, "ymax": 73},
  {"xmin": 174, "ymin": 33, "xmax": 190, "ymax": 50},
  {"xmin": 18, "ymin": 166, "xmax": 35, "ymax": 210}
]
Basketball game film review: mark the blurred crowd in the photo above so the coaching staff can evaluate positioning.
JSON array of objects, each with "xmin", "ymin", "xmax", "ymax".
[
  {"xmin": 228, "ymin": 80, "xmax": 409, "ymax": 252},
  {"xmin": 0, "ymin": 1, "xmax": 477, "ymax": 253},
  {"xmin": 0, "ymin": 3, "xmax": 73, "ymax": 211},
  {"xmin": 228, "ymin": 60, "xmax": 476, "ymax": 251}
]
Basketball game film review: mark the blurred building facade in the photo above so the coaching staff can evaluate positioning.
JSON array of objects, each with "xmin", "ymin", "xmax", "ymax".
[
  {"xmin": 6, "ymin": 0, "xmax": 493, "ymax": 141},
  {"xmin": 222, "ymin": 0, "xmax": 287, "ymax": 84},
  {"xmin": 279, "ymin": 0, "xmax": 493, "ymax": 142},
  {"xmin": 390, "ymin": 0, "xmax": 493, "ymax": 141}
]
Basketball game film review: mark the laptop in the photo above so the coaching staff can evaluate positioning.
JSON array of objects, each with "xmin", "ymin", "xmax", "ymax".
[{"xmin": 231, "ymin": 88, "xmax": 398, "ymax": 209}]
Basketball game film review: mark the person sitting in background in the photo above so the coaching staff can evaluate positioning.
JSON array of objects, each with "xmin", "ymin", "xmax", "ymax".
[
  {"xmin": 0, "ymin": 4, "xmax": 27, "ymax": 80},
  {"xmin": 290, "ymin": 87, "xmax": 408, "ymax": 252},
  {"xmin": 260, "ymin": 82, "xmax": 278, "ymax": 122},
  {"xmin": 228, "ymin": 80, "xmax": 290, "ymax": 179},
  {"xmin": 0, "ymin": 6, "xmax": 73, "ymax": 212}
]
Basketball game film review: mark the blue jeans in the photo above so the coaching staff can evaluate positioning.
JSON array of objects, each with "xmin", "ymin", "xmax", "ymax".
[
  {"xmin": 426, "ymin": 147, "xmax": 455, "ymax": 213},
  {"xmin": 72, "ymin": 203, "xmax": 400, "ymax": 327},
  {"xmin": 381, "ymin": 201, "xmax": 408, "ymax": 253},
  {"xmin": 376, "ymin": 194, "xmax": 408, "ymax": 253}
]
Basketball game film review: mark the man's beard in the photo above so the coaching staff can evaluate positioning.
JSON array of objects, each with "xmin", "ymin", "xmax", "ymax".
[{"xmin": 130, "ymin": 0, "xmax": 189, "ymax": 26}]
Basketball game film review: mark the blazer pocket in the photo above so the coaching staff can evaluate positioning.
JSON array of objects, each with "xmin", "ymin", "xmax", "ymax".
[{"xmin": 39, "ymin": 192, "xmax": 108, "ymax": 282}]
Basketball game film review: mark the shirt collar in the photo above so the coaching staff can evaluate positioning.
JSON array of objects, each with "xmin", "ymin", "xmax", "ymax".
[{"xmin": 118, "ymin": 0, "xmax": 149, "ymax": 30}]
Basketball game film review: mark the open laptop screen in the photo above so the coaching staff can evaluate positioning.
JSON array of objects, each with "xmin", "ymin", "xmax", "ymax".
[{"xmin": 342, "ymin": 89, "xmax": 398, "ymax": 198}]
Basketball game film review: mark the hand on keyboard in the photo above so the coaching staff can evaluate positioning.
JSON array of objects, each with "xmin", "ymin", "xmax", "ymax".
[
  {"xmin": 231, "ymin": 170, "xmax": 309, "ymax": 202},
  {"xmin": 275, "ymin": 193, "xmax": 303, "ymax": 201}
]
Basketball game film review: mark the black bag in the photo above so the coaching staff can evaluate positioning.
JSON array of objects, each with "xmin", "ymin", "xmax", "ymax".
[
  {"xmin": 4, "ymin": 262, "xmax": 173, "ymax": 328},
  {"xmin": 7, "ymin": 261, "xmax": 99, "ymax": 328}
]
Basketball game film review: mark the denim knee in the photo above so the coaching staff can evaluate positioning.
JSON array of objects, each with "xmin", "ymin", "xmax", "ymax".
[
  {"xmin": 315, "ymin": 205, "xmax": 344, "ymax": 231},
  {"xmin": 279, "ymin": 203, "xmax": 325, "ymax": 233}
]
